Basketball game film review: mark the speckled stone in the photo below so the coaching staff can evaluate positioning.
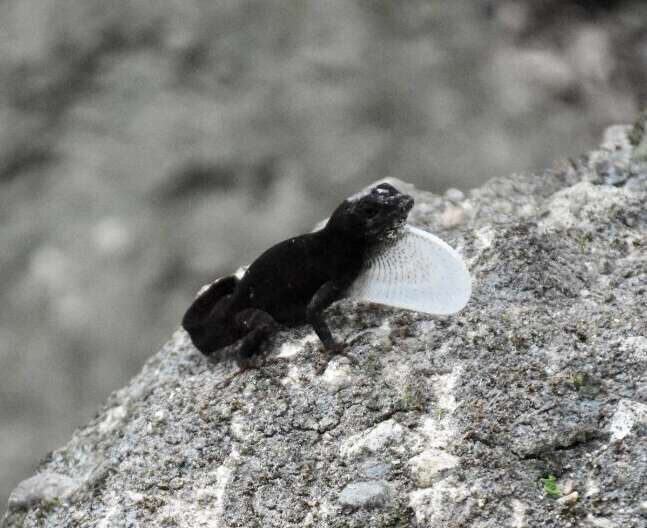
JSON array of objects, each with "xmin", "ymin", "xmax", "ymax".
[
  {"xmin": 4, "ymin": 127, "xmax": 647, "ymax": 528},
  {"xmin": 7, "ymin": 473, "xmax": 78, "ymax": 510},
  {"xmin": 338, "ymin": 481, "xmax": 390, "ymax": 509}
]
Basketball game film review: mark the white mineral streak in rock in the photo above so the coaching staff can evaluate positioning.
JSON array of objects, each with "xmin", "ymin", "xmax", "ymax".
[
  {"xmin": 229, "ymin": 413, "xmax": 250, "ymax": 442},
  {"xmin": 280, "ymin": 364, "xmax": 305, "ymax": 388},
  {"xmin": 156, "ymin": 466, "xmax": 231, "ymax": 528},
  {"xmin": 434, "ymin": 367, "xmax": 461, "ymax": 413},
  {"xmin": 339, "ymin": 419, "xmax": 405, "ymax": 459},
  {"xmin": 98, "ymin": 405, "xmax": 127, "ymax": 434},
  {"xmin": 608, "ymin": 399, "xmax": 647, "ymax": 442},
  {"xmin": 417, "ymin": 367, "xmax": 461, "ymax": 450},
  {"xmin": 321, "ymin": 358, "xmax": 353, "ymax": 388},
  {"xmin": 407, "ymin": 449, "xmax": 460, "ymax": 488},
  {"xmin": 276, "ymin": 334, "xmax": 318, "ymax": 359},
  {"xmin": 409, "ymin": 477, "xmax": 469, "ymax": 526},
  {"xmin": 212, "ymin": 465, "xmax": 232, "ymax": 526},
  {"xmin": 510, "ymin": 499, "xmax": 528, "ymax": 528},
  {"xmin": 406, "ymin": 367, "xmax": 464, "ymax": 520}
]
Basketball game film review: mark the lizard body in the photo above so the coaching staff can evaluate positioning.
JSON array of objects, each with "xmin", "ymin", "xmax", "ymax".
[{"xmin": 182, "ymin": 183, "xmax": 414, "ymax": 362}]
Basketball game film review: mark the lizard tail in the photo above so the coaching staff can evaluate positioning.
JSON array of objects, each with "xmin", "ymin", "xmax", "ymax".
[{"xmin": 182, "ymin": 275, "xmax": 238, "ymax": 354}]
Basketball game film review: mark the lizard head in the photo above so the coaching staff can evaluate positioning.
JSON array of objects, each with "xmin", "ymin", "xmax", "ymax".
[{"xmin": 327, "ymin": 183, "xmax": 414, "ymax": 241}]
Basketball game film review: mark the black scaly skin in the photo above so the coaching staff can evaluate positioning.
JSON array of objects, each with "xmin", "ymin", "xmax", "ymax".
[{"xmin": 182, "ymin": 183, "xmax": 414, "ymax": 364}]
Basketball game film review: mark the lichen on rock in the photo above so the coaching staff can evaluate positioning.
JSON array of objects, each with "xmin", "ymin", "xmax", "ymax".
[{"xmin": 4, "ymin": 126, "xmax": 647, "ymax": 527}]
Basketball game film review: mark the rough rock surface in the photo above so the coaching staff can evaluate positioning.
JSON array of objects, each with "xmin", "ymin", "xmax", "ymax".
[
  {"xmin": 4, "ymin": 124, "xmax": 647, "ymax": 527},
  {"xmin": 4, "ymin": 0, "xmax": 647, "ymax": 506}
]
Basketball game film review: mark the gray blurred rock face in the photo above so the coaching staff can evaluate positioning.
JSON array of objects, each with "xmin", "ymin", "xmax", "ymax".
[
  {"xmin": 1, "ymin": 0, "xmax": 647, "ymax": 511},
  {"xmin": 4, "ymin": 126, "xmax": 647, "ymax": 527}
]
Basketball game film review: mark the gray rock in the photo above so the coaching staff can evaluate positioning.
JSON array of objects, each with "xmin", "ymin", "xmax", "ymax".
[
  {"xmin": 361, "ymin": 460, "xmax": 391, "ymax": 479},
  {"xmin": 3, "ymin": 0, "xmax": 647, "ymax": 510},
  {"xmin": 7, "ymin": 473, "xmax": 78, "ymax": 510},
  {"xmin": 339, "ymin": 481, "xmax": 390, "ymax": 509},
  {"xmin": 4, "ymin": 125, "xmax": 647, "ymax": 527}
]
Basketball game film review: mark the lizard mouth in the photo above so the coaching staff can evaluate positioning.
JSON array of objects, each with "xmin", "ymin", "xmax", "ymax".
[
  {"xmin": 398, "ymin": 195, "xmax": 414, "ymax": 214},
  {"xmin": 370, "ymin": 193, "xmax": 414, "ymax": 237},
  {"xmin": 390, "ymin": 193, "xmax": 414, "ymax": 220}
]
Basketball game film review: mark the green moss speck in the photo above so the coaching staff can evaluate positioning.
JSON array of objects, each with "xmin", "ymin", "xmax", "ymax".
[
  {"xmin": 571, "ymin": 372, "xmax": 585, "ymax": 387},
  {"xmin": 541, "ymin": 474, "xmax": 561, "ymax": 497}
]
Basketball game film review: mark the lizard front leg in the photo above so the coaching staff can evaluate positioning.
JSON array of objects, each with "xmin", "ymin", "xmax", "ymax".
[
  {"xmin": 306, "ymin": 281, "xmax": 344, "ymax": 354},
  {"xmin": 213, "ymin": 308, "xmax": 281, "ymax": 389}
]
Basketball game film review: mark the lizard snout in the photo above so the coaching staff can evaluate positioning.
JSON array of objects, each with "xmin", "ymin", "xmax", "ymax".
[
  {"xmin": 390, "ymin": 194, "xmax": 413, "ymax": 217},
  {"xmin": 399, "ymin": 195, "xmax": 414, "ymax": 213}
]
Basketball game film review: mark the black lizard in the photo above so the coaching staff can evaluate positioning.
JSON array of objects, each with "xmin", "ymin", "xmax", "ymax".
[{"xmin": 182, "ymin": 183, "xmax": 414, "ymax": 363}]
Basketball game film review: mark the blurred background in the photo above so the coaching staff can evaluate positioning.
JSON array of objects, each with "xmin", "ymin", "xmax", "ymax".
[{"xmin": 1, "ymin": 0, "xmax": 646, "ymax": 507}]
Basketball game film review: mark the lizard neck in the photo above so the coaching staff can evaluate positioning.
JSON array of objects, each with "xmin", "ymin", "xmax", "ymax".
[
  {"xmin": 319, "ymin": 224, "xmax": 374, "ymax": 251},
  {"xmin": 316, "ymin": 224, "xmax": 372, "ymax": 281}
]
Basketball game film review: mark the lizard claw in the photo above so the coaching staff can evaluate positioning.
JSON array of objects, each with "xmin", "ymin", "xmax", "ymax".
[{"xmin": 315, "ymin": 340, "xmax": 357, "ymax": 375}]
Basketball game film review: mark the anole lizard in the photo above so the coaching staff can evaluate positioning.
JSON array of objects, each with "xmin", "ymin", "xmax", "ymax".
[{"xmin": 182, "ymin": 183, "xmax": 470, "ymax": 365}]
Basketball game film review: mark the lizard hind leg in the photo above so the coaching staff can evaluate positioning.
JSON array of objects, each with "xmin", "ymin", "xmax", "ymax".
[{"xmin": 232, "ymin": 308, "xmax": 280, "ymax": 366}]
